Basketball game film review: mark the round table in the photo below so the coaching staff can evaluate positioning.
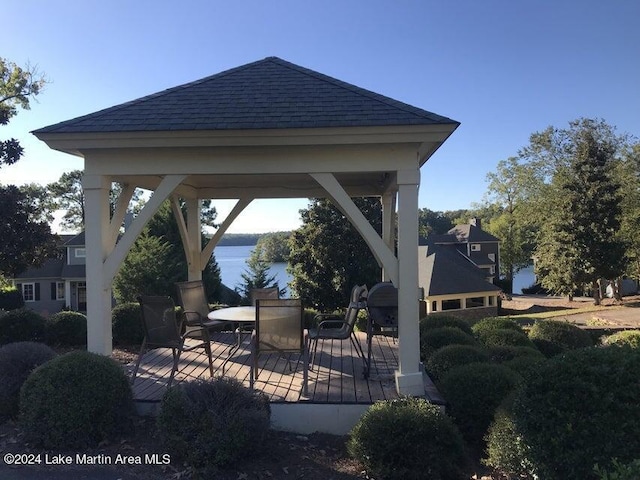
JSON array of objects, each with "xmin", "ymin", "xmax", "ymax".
[{"xmin": 208, "ymin": 306, "xmax": 256, "ymax": 323}]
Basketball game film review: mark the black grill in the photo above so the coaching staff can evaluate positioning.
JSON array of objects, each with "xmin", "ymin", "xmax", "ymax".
[{"xmin": 367, "ymin": 282, "xmax": 398, "ymax": 328}]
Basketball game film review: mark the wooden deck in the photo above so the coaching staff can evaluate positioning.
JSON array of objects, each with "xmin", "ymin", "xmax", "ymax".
[{"xmin": 129, "ymin": 331, "xmax": 401, "ymax": 405}]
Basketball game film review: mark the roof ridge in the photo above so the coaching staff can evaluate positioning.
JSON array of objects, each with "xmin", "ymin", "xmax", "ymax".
[{"xmin": 266, "ymin": 57, "xmax": 456, "ymax": 124}]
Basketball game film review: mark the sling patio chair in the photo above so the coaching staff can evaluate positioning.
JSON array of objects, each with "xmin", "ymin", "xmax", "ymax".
[
  {"xmin": 175, "ymin": 280, "xmax": 232, "ymax": 342},
  {"xmin": 250, "ymin": 298, "xmax": 308, "ymax": 396},
  {"xmin": 131, "ymin": 295, "xmax": 214, "ymax": 388},
  {"xmin": 307, "ymin": 284, "xmax": 368, "ymax": 373},
  {"xmin": 249, "ymin": 287, "xmax": 280, "ymax": 305}
]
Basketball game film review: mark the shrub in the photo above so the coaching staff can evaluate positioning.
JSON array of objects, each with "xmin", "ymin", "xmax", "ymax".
[
  {"xmin": 20, "ymin": 351, "xmax": 134, "ymax": 448},
  {"xmin": 602, "ymin": 330, "xmax": 640, "ymax": 349},
  {"xmin": 440, "ymin": 362, "xmax": 520, "ymax": 445},
  {"xmin": 488, "ymin": 345, "xmax": 544, "ymax": 363},
  {"xmin": 0, "ymin": 308, "xmax": 46, "ymax": 345},
  {"xmin": 158, "ymin": 377, "xmax": 270, "ymax": 474},
  {"xmin": 420, "ymin": 327, "xmax": 477, "ymax": 361},
  {"xmin": 528, "ymin": 320, "xmax": 593, "ymax": 357},
  {"xmin": 45, "ymin": 311, "xmax": 87, "ymax": 346},
  {"xmin": 483, "ymin": 396, "xmax": 535, "ymax": 479},
  {"xmin": 420, "ymin": 314, "xmax": 473, "ymax": 335},
  {"xmin": 426, "ymin": 344, "xmax": 491, "ymax": 381},
  {"xmin": 477, "ymin": 328, "xmax": 536, "ymax": 349},
  {"xmin": 112, "ymin": 302, "xmax": 144, "ymax": 345},
  {"xmin": 502, "ymin": 355, "xmax": 546, "ymax": 379},
  {"xmin": 0, "ymin": 342, "xmax": 56, "ymax": 420},
  {"xmin": 512, "ymin": 347, "xmax": 640, "ymax": 480},
  {"xmin": 471, "ymin": 317, "xmax": 524, "ymax": 337},
  {"xmin": 594, "ymin": 459, "xmax": 640, "ymax": 480},
  {"xmin": 0, "ymin": 286, "xmax": 24, "ymax": 310},
  {"xmin": 347, "ymin": 397, "xmax": 468, "ymax": 480}
]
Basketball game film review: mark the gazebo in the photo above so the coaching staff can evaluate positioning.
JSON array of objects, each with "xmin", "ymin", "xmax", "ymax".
[{"xmin": 34, "ymin": 57, "xmax": 459, "ymax": 397}]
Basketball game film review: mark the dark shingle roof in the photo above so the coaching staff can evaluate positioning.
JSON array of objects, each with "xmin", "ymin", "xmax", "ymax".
[
  {"xmin": 422, "ymin": 245, "xmax": 501, "ymax": 296},
  {"xmin": 14, "ymin": 259, "xmax": 64, "ymax": 279},
  {"xmin": 447, "ymin": 224, "xmax": 500, "ymax": 243},
  {"xmin": 64, "ymin": 232, "xmax": 85, "ymax": 246},
  {"xmin": 34, "ymin": 57, "xmax": 459, "ymax": 134}
]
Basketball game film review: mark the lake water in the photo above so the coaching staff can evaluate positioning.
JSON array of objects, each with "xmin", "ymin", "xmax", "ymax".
[
  {"xmin": 214, "ymin": 245, "xmax": 292, "ymax": 294},
  {"xmin": 215, "ymin": 245, "xmax": 536, "ymax": 295}
]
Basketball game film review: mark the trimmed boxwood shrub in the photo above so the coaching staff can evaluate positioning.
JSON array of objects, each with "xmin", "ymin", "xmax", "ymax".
[
  {"xmin": 502, "ymin": 355, "xmax": 546, "ymax": 379},
  {"xmin": 488, "ymin": 345, "xmax": 544, "ymax": 363},
  {"xmin": 112, "ymin": 302, "xmax": 144, "ymax": 345},
  {"xmin": 420, "ymin": 327, "xmax": 477, "ymax": 361},
  {"xmin": 512, "ymin": 347, "xmax": 640, "ymax": 480},
  {"xmin": 45, "ymin": 311, "xmax": 87, "ymax": 346},
  {"xmin": 348, "ymin": 397, "xmax": 468, "ymax": 480},
  {"xmin": 471, "ymin": 317, "xmax": 524, "ymax": 337},
  {"xmin": 477, "ymin": 328, "xmax": 536, "ymax": 349},
  {"xmin": 0, "ymin": 308, "xmax": 45, "ymax": 345},
  {"xmin": 426, "ymin": 344, "xmax": 491, "ymax": 381},
  {"xmin": 158, "ymin": 377, "xmax": 270, "ymax": 474},
  {"xmin": 0, "ymin": 342, "xmax": 56, "ymax": 420},
  {"xmin": 420, "ymin": 314, "xmax": 473, "ymax": 335},
  {"xmin": 528, "ymin": 319, "xmax": 593, "ymax": 357},
  {"xmin": 483, "ymin": 396, "xmax": 535, "ymax": 479},
  {"xmin": 0, "ymin": 286, "xmax": 24, "ymax": 310},
  {"xmin": 440, "ymin": 362, "xmax": 521, "ymax": 445},
  {"xmin": 601, "ymin": 330, "xmax": 640, "ymax": 349},
  {"xmin": 20, "ymin": 351, "xmax": 134, "ymax": 448}
]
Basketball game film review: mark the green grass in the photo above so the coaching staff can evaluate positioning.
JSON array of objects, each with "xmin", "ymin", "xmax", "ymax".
[{"xmin": 502, "ymin": 304, "xmax": 622, "ymax": 321}]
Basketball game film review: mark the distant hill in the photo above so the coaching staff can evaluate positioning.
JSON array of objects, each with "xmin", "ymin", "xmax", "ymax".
[{"xmin": 216, "ymin": 233, "xmax": 262, "ymax": 246}]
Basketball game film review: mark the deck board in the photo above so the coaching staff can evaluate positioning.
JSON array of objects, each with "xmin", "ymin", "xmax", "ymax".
[{"xmin": 131, "ymin": 331, "xmax": 411, "ymax": 405}]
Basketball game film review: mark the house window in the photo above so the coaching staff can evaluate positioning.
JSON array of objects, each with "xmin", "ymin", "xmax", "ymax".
[
  {"xmin": 489, "ymin": 265, "xmax": 496, "ymax": 275},
  {"xmin": 22, "ymin": 283, "xmax": 35, "ymax": 302},
  {"xmin": 488, "ymin": 253, "xmax": 495, "ymax": 262},
  {"xmin": 56, "ymin": 282, "xmax": 65, "ymax": 300},
  {"xmin": 441, "ymin": 299, "xmax": 462, "ymax": 311},
  {"xmin": 466, "ymin": 297, "xmax": 485, "ymax": 308},
  {"xmin": 488, "ymin": 296, "xmax": 496, "ymax": 306},
  {"xmin": 431, "ymin": 301, "xmax": 437, "ymax": 312},
  {"xmin": 75, "ymin": 248, "xmax": 86, "ymax": 258},
  {"xmin": 471, "ymin": 244, "xmax": 481, "ymax": 251}
]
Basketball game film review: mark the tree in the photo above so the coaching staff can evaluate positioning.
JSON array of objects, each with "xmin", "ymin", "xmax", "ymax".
[
  {"xmin": 532, "ymin": 119, "xmax": 627, "ymax": 304},
  {"xmin": 288, "ymin": 198, "xmax": 382, "ymax": 311},
  {"xmin": 484, "ymin": 157, "xmax": 543, "ymax": 286},
  {"xmin": 616, "ymin": 142, "xmax": 640, "ymax": 284},
  {"xmin": 256, "ymin": 231, "xmax": 291, "ymax": 263},
  {"xmin": 1, "ymin": 58, "xmax": 47, "ymax": 167},
  {"xmin": 235, "ymin": 244, "xmax": 285, "ymax": 303},
  {"xmin": 47, "ymin": 170, "xmax": 145, "ymax": 231},
  {"xmin": 418, "ymin": 208, "xmax": 454, "ymax": 238},
  {"xmin": 113, "ymin": 201, "xmax": 223, "ymax": 303},
  {"xmin": 0, "ymin": 185, "xmax": 58, "ymax": 277}
]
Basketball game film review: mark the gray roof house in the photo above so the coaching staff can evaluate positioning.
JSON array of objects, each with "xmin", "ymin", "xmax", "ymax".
[
  {"xmin": 13, "ymin": 233, "xmax": 88, "ymax": 316},
  {"xmin": 430, "ymin": 218, "xmax": 501, "ymax": 284},
  {"xmin": 33, "ymin": 56, "xmax": 460, "ymax": 431}
]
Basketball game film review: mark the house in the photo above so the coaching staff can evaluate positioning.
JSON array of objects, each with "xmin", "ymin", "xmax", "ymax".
[
  {"xmin": 418, "ymin": 219, "xmax": 502, "ymax": 319},
  {"xmin": 13, "ymin": 232, "xmax": 87, "ymax": 316},
  {"xmin": 430, "ymin": 218, "xmax": 500, "ymax": 284}
]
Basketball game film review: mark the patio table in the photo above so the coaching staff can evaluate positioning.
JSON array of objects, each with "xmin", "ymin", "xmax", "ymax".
[{"xmin": 208, "ymin": 306, "xmax": 256, "ymax": 373}]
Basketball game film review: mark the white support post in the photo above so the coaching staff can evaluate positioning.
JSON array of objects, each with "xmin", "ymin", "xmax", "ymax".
[
  {"xmin": 83, "ymin": 174, "xmax": 113, "ymax": 355},
  {"xmin": 64, "ymin": 281, "xmax": 72, "ymax": 309},
  {"xmin": 394, "ymin": 168, "xmax": 424, "ymax": 396},
  {"xmin": 185, "ymin": 197, "xmax": 202, "ymax": 281},
  {"xmin": 381, "ymin": 192, "xmax": 396, "ymax": 282}
]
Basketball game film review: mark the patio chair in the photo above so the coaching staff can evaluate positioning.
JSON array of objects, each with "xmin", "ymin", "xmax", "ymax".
[
  {"xmin": 175, "ymin": 280, "xmax": 231, "ymax": 342},
  {"xmin": 249, "ymin": 287, "xmax": 280, "ymax": 305},
  {"xmin": 250, "ymin": 298, "xmax": 308, "ymax": 396},
  {"xmin": 131, "ymin": 295, "xmax": 214, "ymax": 388},
  {"xmin": 307, "ymin": 284, "xmax": 368, "ymax": 372}
]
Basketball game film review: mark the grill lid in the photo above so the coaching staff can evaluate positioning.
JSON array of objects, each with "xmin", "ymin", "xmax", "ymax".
[{"xmin": 367, "ymin": 282, "xmax": 398, "ymax": 327}]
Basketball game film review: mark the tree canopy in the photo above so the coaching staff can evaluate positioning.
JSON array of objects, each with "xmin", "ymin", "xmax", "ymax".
[{"xmin": 288, "ymin": 198, "xmax": 382, "ymax": 311}]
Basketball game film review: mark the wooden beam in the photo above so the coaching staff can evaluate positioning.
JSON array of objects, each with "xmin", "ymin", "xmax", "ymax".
[{"xmin": 200, "ymin": 198, "xmax": 253, "ymax": 267}]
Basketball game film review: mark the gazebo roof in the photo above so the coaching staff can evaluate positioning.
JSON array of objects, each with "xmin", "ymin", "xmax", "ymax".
[{"xmin": 34, "ymin": 57, "xmax": 458, "ymax": 134}]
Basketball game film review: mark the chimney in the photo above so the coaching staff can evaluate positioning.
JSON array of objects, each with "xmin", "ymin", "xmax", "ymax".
[{"xmin": 470, "ymin": 217, "xmax": 481, "ymax": 229}]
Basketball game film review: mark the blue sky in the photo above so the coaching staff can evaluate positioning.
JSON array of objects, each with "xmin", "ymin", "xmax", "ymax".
[{"xmin": 3, "ymin": 0, "xmax": 639, "ymax": 233}]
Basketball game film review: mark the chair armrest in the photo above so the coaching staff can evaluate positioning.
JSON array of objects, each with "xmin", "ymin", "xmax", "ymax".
[{"xmin": 317, "ymin": 319, "xmax": 348, "ymax": 329}]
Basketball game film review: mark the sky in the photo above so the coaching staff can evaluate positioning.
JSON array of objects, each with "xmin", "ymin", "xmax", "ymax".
[{"xmin": 3, "ymin": 0, "xmax": 639, "ymax": 233}]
